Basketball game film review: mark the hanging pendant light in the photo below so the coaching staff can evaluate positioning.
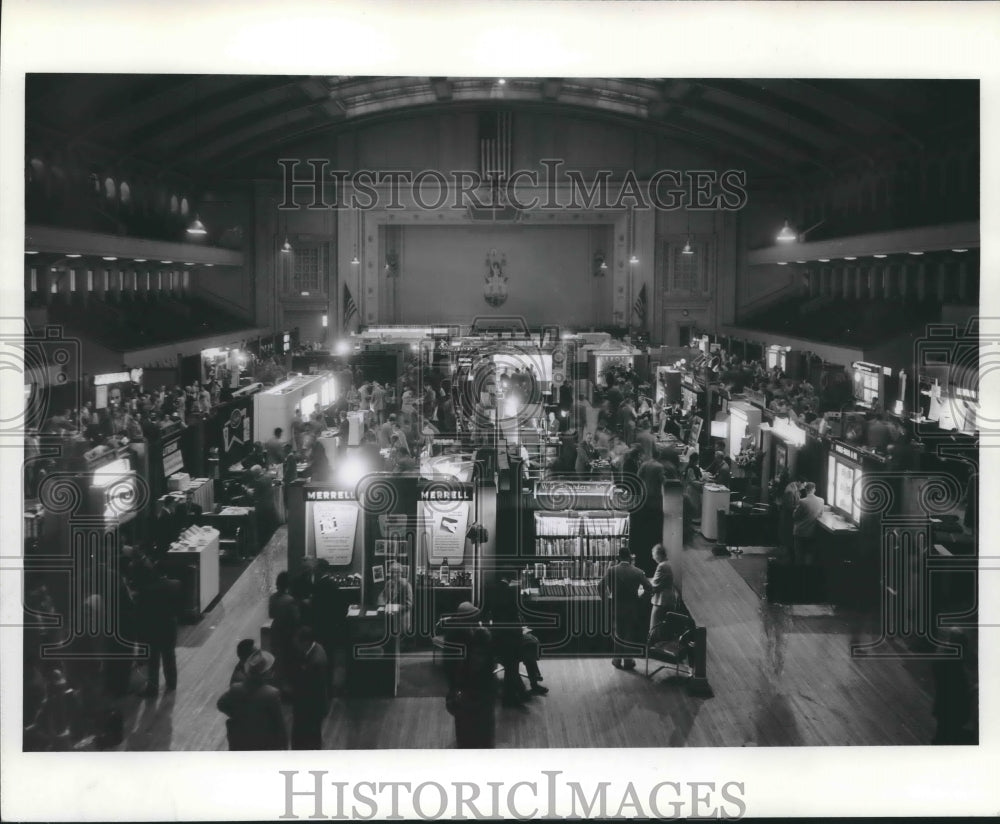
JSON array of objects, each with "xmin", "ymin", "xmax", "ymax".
[
  {"xmin": 186, "ymin": 214, "xmax": 208, "ymax": 235},
  {"xmin": 682, "ymin": 237, "xmax": 694, "ymax": 256},
  {"xmin": 776, "ymin": 220, "xmax": 797, "ymax": 243},
  {"xmin": 281, "ymin": 237, "xmax": 293, "ymax": 254}
]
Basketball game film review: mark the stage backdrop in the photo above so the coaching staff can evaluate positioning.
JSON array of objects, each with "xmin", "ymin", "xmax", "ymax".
[{"xmin": 395, "ymin": 225, "xmax": 610, "ymax": 328}]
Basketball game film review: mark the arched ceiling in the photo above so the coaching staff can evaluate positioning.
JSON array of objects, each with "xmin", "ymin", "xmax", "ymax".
[{"xmin": 25, "ymin": 75, "xmax": 978, "ymax": 184}]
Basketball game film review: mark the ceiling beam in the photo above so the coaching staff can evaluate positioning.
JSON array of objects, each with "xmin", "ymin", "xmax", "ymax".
[
  {"xmin": 138, "ymin": 79, "xmax": 311, "ymax": 154},
  {"xmin": 25, "ymin": 224, "xmax": 245, "ymax": 267},
  {"xmin": 747, "ymin": 221, "xmax": 978, "ymax": 265},
  {"xmin": 431, "ymin": 77, "xmax": 453, "ymax": 101},
  {"xmin": 131, "ymin": 78, "xmax": 299, "ymax": 151}
]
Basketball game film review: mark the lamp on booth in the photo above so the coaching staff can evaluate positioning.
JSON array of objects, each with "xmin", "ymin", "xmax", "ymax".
[
  {"xmin": 593, "ymin": 251, "xmax": 607, "ymax": 277},
  {"xmin": 186, "ymin": 214, "xmax": 208, "ymax": 236}
]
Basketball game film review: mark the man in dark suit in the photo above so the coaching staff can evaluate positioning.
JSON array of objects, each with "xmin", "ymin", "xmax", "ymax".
[
  {"xmin": 486, "ymin": 578, "xmax": 547, "ymax": 707},
  {"xmin": 217, "ymin": 650, "xmax": 288, "ymax": 750},
  {"xmin": 290, "ymin": 625, "xmax": 329, "ymax": 750},
  {"xmin": 601, "ymin": 547, "xmax": 654, "ymax": 669},
  {"xmin": 134, "ymin": 562, "xmax": 182, "ymax": 696}
]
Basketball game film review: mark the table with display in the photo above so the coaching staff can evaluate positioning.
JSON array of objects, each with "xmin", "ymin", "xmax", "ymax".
[
  {"xmin": 344, "ymin": 607, "xmax": 400, "ymax": 697},
  {"xmin": 717, "ymin": 501, "xmax": 778, "ymax": 548},
  {"xmin": 515, "ymin": 575, "xmax": 618, "ymax": 654},
  {"xmin": 766, "ymin": 508, "xmax": 862, "ymax": 606},
  {"xmin": 196, "ymin": 506, "xmax": 258, "ymax": 559},
  {"xmin": 164, "ymin": 526, "xmax": 220, "ymax": 615}
]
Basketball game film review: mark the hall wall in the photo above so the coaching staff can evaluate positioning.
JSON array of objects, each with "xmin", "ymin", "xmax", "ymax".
[{"xmin": 394, "ymin": 224, "xmax": 607, "ymax": 327}]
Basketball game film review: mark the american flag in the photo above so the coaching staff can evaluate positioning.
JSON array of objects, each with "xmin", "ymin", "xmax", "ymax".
[
  {"xmin": 342, "ymin": 282, "xmax": 358, "ymax": 330},
  {"xmin": 632, "ymin": 282, "xmax": 648, "ymax": 326}
]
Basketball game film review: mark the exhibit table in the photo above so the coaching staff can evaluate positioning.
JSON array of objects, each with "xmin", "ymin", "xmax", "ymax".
[
  {"xmin": 718, "ymin": 503, "xmax": 778, "ymax": 548},
  {"xmin": 347, "ymin": 411, "xmax": 371, "ymax": 446},
  {"xmin": 345, "ymin": 609, "xmax": 399, "ymax": 697},
  {"xmin": 519, "ymin": 588, "xmax": 615, "ymax": 654},
  {"xmin": 166, "ymin": 526, "xmax": 220, "ymax": 613},
  {"xmin": 701, "ymin": 483, "xmax": 731, "ymax": 541},
  {"xmin": 187, "ymin": 477, "xmax": 214, "ymax": 512}
]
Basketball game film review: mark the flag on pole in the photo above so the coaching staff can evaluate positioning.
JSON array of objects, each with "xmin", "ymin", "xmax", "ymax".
[
  {"xmin": 632, "ymin": 282, "xmax": 648, "ymax": 326},
  {"xmin": 342, "ymin": 282, "xmax": 358, "ymax": 330}
]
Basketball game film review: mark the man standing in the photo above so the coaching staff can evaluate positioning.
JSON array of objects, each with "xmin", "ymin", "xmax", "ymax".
[
  {"xmin": 443, "ymin": 603, "xmax": 497, "ymax": 748},
  {"xmin": 217, "ymin": 650, "xmax": 287, "ymax": 750},
  {"xmin": 601, "ymin": 547, "xmax": 654, "ymax": 670},
  {"xmin": 290, "ymin": 626, "xmax": 329, "ymax": 750},
  {"xmin": 792, "ymin": 482, "xmax": 825, "ymax": 564},
  {"xmin": 377, "ymin": 413, "xmax": 397, "ymax": 450},
  {"xmin": 268, "ymin": 571, "xmax": 300, "ymax": 697},
  {"xmin": 618, "ymin": 398, "xmax": 637, "ymax": 446},
  {"xmin": 648, "ymin": 544, "xmax": 677, "ymax": 632},
  {"xmin": 135, "ymin": 562, "xmax": 182, "ymax": 697},
  {"xmin": 291, "ymin": 409, "xmax": 308, "ymax": 451},
  {"xmin": 370, "ymin": 381, "xmax": 386, "ymax": 426},
  {"xmin": 265, "ymin": 427, "xmax": 286, "ymax": 466},
  {"xmin": 382, "ymin": 561, "xmax": 413, "ymax": 638}
]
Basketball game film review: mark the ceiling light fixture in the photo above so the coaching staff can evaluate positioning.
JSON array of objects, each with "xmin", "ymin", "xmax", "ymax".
[
  {"xmin": 102, "ymin": 256, "xmax": 118, "ymax": 261},
  {"xmin": 777, "ymin": 261, "xmax": 788, "ymax": 266},
  {"xmin": 844, "ymin": 256, "xmax": 857, "ymax": 261},
  {"xmin": 818, "ymin": 258, "xmax": 830, "ymax": 263},
  {"xmin": 67, "ymin": 253, "xmax": 81, "ymax": 258},
  {"xmin": 186, "ymin": 215, "xmax": 208, "ymax": 235},
  {"xmin": 908, "ymin": 251, "xmax": 924, "ymax": 256},
  {"xmin": 161, "ymin": 260, "xmax": 173, "ymax": 264},
  {"xmin": 25, "ymin": 250, "xmax": 38, "ymax": 255},
  {"xmin": 952, "ymin": 248, "xmax": 969, "ymax": 253},
  {"xmin": 134, "ymin": 258, "xmax": 147, "ymax": 262},
  {"xmin": 873, "ymin": 254, "xmax": 887, "ymax": 259},
  {"xmin": 498, "ymin": 78, "xmax": 507, "ymax": 86},
  {"xmin": 795, "ymin": 260, "xmax": 806, "ymax": 264},
  {"xmin": 776, "ymin": 220, "xmax": 797, "ymax": 243}
]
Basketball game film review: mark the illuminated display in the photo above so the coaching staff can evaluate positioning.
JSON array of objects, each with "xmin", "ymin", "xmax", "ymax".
[
  {"xmin": 852, "ymin": 362, "xmax": 883, "ymax": 406},
  {"xmin": 827, "ymin": 453, "xmax": 862, "ymax": 523}
]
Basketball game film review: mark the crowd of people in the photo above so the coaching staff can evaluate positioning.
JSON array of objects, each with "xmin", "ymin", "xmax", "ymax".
[
  {"xmin": 23, "ymin": 548, "xmax": 187, "ymax": 750},
  {"xmin": 216, "ymin": 561, "xmax": 348, "ymax": 750}
]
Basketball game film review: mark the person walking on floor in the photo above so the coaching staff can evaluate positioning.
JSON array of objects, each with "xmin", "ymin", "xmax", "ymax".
[
  {"xmin": 290, "ymin": 625, "xmax": 329, "ymax": 750},
  {"xmin": 601, "ymin": 547, "xmax": 654, "ymax": 670},
  {"xmin": 217, "ymin": 650, "xmax": 287, "ymax": 750}
]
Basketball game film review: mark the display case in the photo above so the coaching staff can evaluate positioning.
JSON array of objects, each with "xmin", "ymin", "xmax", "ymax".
[
  {"xmin": 727, "ymin": 402, "xmax": 762, "ymax": 460},
  {"xmin": 766, "ymin": 344, "xmax": 789, "ymax": 372},
  {"xmin": 852, "ymin": 361, "xmax": 894, "ymax": 410},
  {"xmin": 655, "ymin": 367, "xmax": 682, "ymax": 405},
  {"xmin": 826, "ymin": 443, "xmax": 863, "ymax": 526},
  {"xmin": 253, "ymin": 374, "xmax": 327, "ymax": 442},
  {"xmin": 530, "ymin": 511, "xmax": 627, "ymax": 594}
]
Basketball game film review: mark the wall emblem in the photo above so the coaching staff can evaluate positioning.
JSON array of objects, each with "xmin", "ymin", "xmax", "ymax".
[{"xmin": 484, "ymin": 248, "xmax": 509, "ymax": 307}]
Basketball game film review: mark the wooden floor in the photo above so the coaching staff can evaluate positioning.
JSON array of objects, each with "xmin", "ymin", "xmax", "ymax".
[{"xmin": 110, "ymin": 528, "xmax": 936, "ymax": 750}]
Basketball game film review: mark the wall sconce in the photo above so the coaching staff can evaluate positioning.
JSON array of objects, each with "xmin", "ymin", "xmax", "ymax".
[
  {"xmin": 385, "ymin": 251, "xmax": 399, "ymax": 278},
  {"xmin": 593, "ymin": 251, "xmax": 608, "ymax": 277}
]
